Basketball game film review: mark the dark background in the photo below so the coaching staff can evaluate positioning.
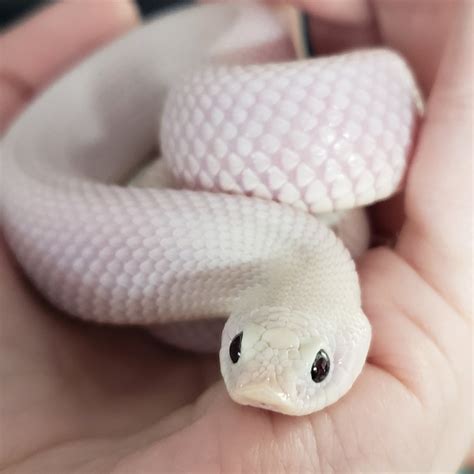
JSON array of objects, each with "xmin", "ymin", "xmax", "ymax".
[{"xmin": 0, "ymin": 0, "xmax": 191, "ymax": 29}]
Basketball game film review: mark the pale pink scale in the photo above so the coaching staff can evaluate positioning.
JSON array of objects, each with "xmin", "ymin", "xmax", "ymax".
[
  {"xmin": 278, "ymin": 182, "xmax": 301, "ymax": 204},
  {"xmin": 226, "ymin": 153, "xmax": 245, "ymax": 175},
  {"xmin": 242, "ymin": 120, "xmax": 263, "ymax": 139},
  {"xmin": 296, "ymin": 111, "xmax": 317, "ymax": 133},
  {"xmin": 296, "ymin": 163, "xmax": 316, "ymax": 188},
  {"xmin": 266, "ymin": 166, "xmax": 287, "ymax": 191},
  {"xmin": 289, "ymin": 130, "xmax": 310, "ymax": 151},
  {"xmin": 259, "ymin": 134, "xmax": 280, "ymax": 154},
  {"xmin": 280, "ymin": 149, "xmax": 300, "ymax": 171},
  {"xmin": 251, "ymin": 152, "xmax": 271, "ymax": 173},
  {"xmin": 241, "ymin": 169, "xmax": 261, "ymax": 192},
  {"xmin": 326, "ymin": 109, "xmax": 344, "ymax": 127}
]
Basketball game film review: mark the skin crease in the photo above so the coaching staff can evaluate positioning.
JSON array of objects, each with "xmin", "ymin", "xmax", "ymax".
[{"xmin": 0, "ymin": 0, "xmax": 472, "ymax": 472}]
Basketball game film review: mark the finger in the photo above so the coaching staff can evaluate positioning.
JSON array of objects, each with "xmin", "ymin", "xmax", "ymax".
[
  {"xmin": 277, "ymin": 0, "xmax": 379, "ymax": 54},
  {"xmin": 0, "ymin": 0, "xmax": 139, "ymax": 132},
  {"xmin": 373, "ymin": 0, "xmax": 456, "ymax": 95},
  {"xmin": 396, "ymin": 2, "xmax": 473, "ymax": 318}
]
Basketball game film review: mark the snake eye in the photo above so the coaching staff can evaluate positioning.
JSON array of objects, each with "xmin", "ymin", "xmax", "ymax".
[
  {"xmin": 229, "ymin": 332, "xmax": 243, "ymax": 364},
  {"xmin": 311, "ymin": 349, "xmax": 330, "ymax": 383}
]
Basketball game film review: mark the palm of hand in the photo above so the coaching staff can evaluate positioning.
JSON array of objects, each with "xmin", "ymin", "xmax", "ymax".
[{"xmin": 0, "ymin": 1, "xmax": 471, "ymax": 472}]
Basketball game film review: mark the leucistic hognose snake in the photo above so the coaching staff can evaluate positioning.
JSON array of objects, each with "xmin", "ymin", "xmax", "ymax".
[{"xmin": 0, "ymin": 4, "xmax": 422, "ymax": 416}]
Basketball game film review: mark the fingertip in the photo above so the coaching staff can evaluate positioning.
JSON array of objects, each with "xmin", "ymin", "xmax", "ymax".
[
  {"xmin": 89, "ymin": 0, "xmax": 141, "ymax": 43},
  {"xmin": 116, "ymin": 0, "xmax": 141, "ymax": 27}
]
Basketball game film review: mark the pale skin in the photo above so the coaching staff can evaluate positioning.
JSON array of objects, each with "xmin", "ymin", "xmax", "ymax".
[{"xmin": 0, "ymin": 0, "xmax": 472, "ymax": 472}]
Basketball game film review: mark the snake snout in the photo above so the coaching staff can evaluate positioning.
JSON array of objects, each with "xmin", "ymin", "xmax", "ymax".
[
  {"xmin": 233, "ymin": 383, "xmax": 292, "ymax": 413},
  {"xmin": 261, "ymin": 328, "xmax": 300, "ymax": 349}
]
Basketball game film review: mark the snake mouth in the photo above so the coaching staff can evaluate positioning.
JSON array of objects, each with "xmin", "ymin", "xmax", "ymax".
[{"xmin": 232, "ymin": 384, "xmax": 294, "ymax": 414}]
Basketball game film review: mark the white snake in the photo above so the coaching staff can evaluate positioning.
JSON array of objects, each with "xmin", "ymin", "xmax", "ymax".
[{"xmin": 0, "ymin": 4, "xmax": 421, "ymax": 416}]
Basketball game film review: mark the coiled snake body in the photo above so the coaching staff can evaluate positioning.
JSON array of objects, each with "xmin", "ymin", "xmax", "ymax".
[{"xmin": 1, "ymin": 4, "xmax": 421, "ymax": 415}]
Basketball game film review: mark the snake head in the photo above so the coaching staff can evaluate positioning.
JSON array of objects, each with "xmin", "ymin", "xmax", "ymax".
[{"xmin": 219, "ymin": 306, "xmax": 371, "ymax": 416}]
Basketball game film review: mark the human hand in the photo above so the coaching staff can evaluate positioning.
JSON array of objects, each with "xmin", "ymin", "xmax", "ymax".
[{"xmin": 0, "ymin": 1, "xmax": 472, "ymax": 472}]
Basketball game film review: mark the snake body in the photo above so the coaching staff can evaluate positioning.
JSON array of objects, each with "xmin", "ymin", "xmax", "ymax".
[{"xmin": 0, "ymin": 4, "xmax": 420, "ymax": 415}]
